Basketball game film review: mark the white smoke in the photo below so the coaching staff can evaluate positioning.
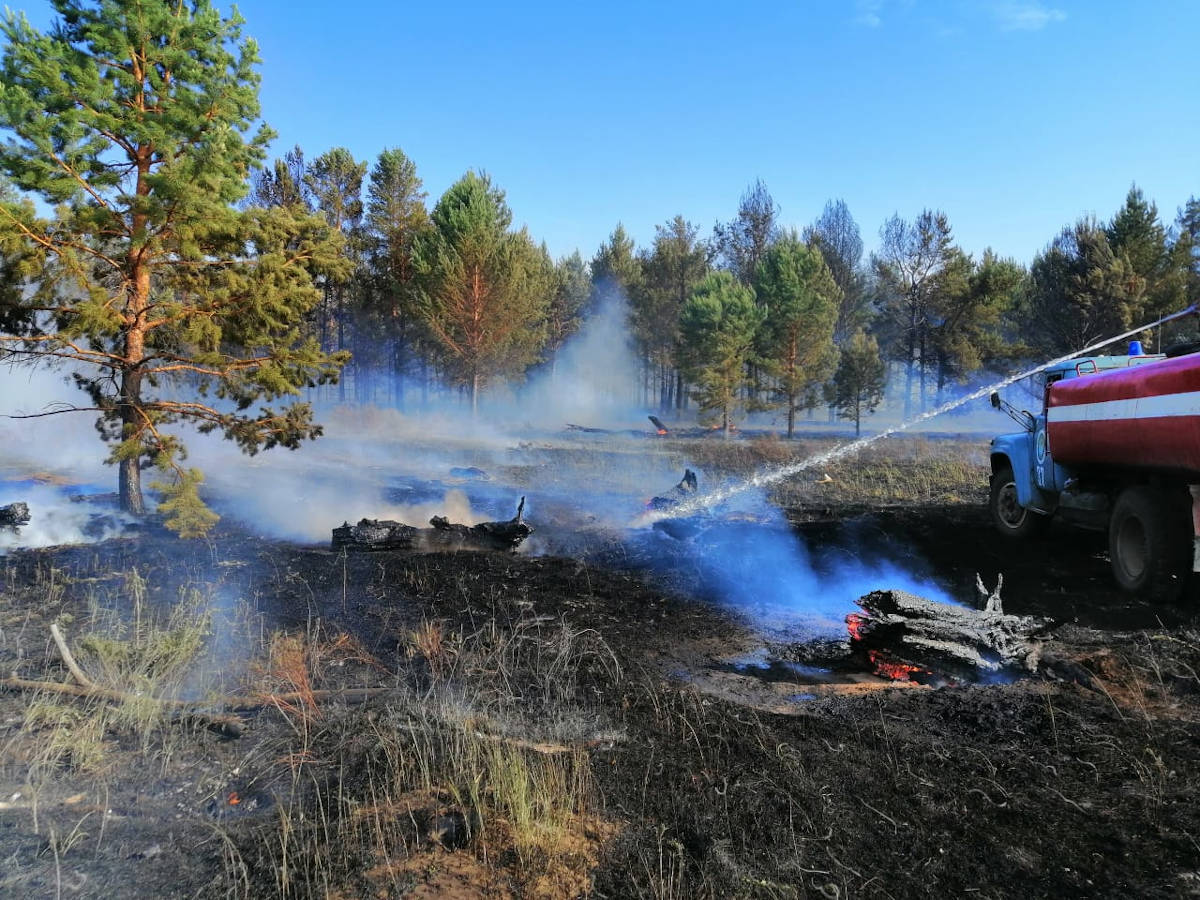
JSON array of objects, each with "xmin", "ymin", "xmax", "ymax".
[{"xmin": 513, "ymin": 292, "xmax": 644, "ymax": 429}]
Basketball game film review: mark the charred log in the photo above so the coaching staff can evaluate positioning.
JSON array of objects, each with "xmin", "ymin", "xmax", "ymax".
[
  {"xmin": 648, "ymin": 469, "xmax": 698, "ymax": 511},
  {"xmin": 648, "ymin": 415, "xmax": 669, "ymax": 435},
  {"xmin": 848, "ymin": 578, "xmax": 1055, "ymax": 684},
  {"xmin": 0, "ymin": 502, "xmax": 29, "ymax": 530},
  {"xmin": 333, "ymin": 498, "xmax": 532, "ymax": 553}
]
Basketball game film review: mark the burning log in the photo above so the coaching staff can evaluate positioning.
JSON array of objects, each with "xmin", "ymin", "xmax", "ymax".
[
  {"xmin": 847, "ymin": 576, "xmax": 1055, "ymax": 685},
  {"xmin": 648, "ymin": 415, "xmax": 669, "ymax": 435},
  {"xmin": 0, "ymin": 501, "xmax": 30, "ymax": 530},
  {"xmin": 332, "ymin": 498, "xmax": 532, "ymax": 553}
]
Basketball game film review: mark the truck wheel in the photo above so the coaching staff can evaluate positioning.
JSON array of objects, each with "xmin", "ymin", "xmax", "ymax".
[
  {"xmin": 990, "ymin": 464, "xmax": 1045, "ymax": 538},
  {"xmin": 1109, "ymin": 486, "xmax": 1191, "ymax": 600}
]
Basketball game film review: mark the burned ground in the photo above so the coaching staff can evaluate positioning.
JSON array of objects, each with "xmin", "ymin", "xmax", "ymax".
[{"xmin": 0, "ymin": 436, "xmax": 1198, "ymax": 898}]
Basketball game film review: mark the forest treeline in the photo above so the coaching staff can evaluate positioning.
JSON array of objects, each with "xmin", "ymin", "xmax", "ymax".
[
  {"xmin": 264, "ymin": 143, "xmax": 1200, "ymax": 433},
  {"xmin": 0, "ymin": 0, "xmax": 1196, "ymax": 528}
]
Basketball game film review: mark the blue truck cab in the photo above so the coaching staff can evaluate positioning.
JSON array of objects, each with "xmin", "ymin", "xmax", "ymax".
[
  {"xmin": 987, "ymin": 345, "xmax": 1200, "ymax": 600},
  {"xmin": 989, "ymin": 353, "xmax": 1163, "ymax": 533}
]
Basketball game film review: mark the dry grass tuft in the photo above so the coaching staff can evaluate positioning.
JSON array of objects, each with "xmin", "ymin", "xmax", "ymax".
[{"xmin": 223, "ymin": 615, "xmax": 623, "ymax": 899}]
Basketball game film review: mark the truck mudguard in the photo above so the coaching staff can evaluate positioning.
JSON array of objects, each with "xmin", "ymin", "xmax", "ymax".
[{"xmin": 992, "ymin": 431, "xmax": 1040, "ymax": 508}]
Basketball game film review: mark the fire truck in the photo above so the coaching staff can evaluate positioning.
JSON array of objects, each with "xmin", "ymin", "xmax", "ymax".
[{"xmin": 989, "ymin": 341, "xmax": 1200, "ymax": 600}]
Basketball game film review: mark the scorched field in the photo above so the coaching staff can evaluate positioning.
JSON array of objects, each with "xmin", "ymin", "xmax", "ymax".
[{"xmin": 0, "ymin": 425, "xmax": 1197, "ymax": 899}]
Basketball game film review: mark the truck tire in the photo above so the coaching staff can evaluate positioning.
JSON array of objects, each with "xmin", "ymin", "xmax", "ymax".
[
  {"xmin": 990, "ymin": 464, "xmax": 1046, "ymax": 539},
  {"xmin": 1108, "ymin": 485, "xmax": 1191, "ymax": 600}
]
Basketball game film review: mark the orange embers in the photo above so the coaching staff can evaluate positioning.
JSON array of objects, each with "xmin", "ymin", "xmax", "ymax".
[
  {"xmin": 866, "ymin": 650, "xmax": 924, "ymax": 682},
  {"xmin": 846, "ymin": 614, "xmax": 930, "ymax": 683},
  {"xmin": 846, "ymin": 613, "xmax": 868, "ymax": 641},
  {"xmin": 227, "ymin": 792, "xmax": 241, "ymax": 806}
]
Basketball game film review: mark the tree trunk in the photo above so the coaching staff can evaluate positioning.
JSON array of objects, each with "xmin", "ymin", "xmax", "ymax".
[
  {"xmin": 118, "ymin": 370, "xmax": 145, "ymax": 516},
  {"xmin": 121, "ymin": 147, "xmax": 151, "ymax": 516},
  {"xmin": 395, "ymin": 314, "xmax": 407, "ymax": 412},
  {"xmin": 337, "ymin": 284, "xmax": 346, "ymax": 403},
  {"xmin": 918, "ymin": 332, "xmax": 927, "ymax": 413},
  {"xmin": 471, "ymin": 370, "xmax": 479, "ymax": 417},
  {"xmin": 904, "ymin": 348, "xmax": 914, "ymax": 419},
  {"xmin": 786, "ymin": 390, "xmax": 796, "ymax": 439},
  {"xmin": 905, "ymin": 292, "xmax": 917, "ymax": 419}
]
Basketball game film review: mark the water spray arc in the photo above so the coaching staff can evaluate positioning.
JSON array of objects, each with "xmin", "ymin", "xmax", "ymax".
[{"xmin": 638, "ymin": 304, "xmax": 1199, "ymax": 525}]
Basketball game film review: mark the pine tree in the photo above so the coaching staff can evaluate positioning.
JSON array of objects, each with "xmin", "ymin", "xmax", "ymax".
[
  {"xmin": 755, "ymin": 233, "xmax": 840, "ymax": 437},
  {"xmin": 713, "ymin": 180, "xmax": 780, "ymax": 286},
  {"xmin": 1177, "ymin": 197, "xmax": 1200, "ymax": 306},
  {"xmin": 805, "ymin": 199, "xmax": 869, "ymax": 344},
  {"xmin": 305, "ymin": 147, "xmax": 366, "ymax": 399},
  {"xmin": 364, "ymin": 147, "xmax": 429, "ymax": 409},
  {"xmin": 872, "ymin": 210, "xmax": 955, "ymax": 416},
  {"xmin": 546, "ymin": 251, "xmax": 589, "ymax": 362},
  {"xmin": 1105, "ymin": 185, "xmax": 1185, "ymax": 343},
  {"xmin": 248, "ymin": 144, "xmax": 310, "ymax": 211},
  {"xmin": 589, "ymin": 224, "xmax": 644, "ymax": 399},
  {"xmin": 0, "ymin": 0, "xmax": 347, "ymax": 531},
  {"xmin": 1024, "ymin": 218, "xmax": 1144, "ymax": 356},
  {"xmin": 412, "ymin": 171, "xmax": 551, "ymax": 412},
  {"xmin": 833, "ymin": 330, "xmax": 885, "ymax": 436},
  {"xmin": 678, "ymin": 272, "xmax": 763, "ymax": 435},
  {"xmin": 590, "ymin": 224, "xmax": 642, "ymax": 314},
  {"xmin": 638, "ymin": 215, "xmax": 710, "ymax": 412},
  {"xmin": 929, "ymin": 249, "xmax": 1026, "ymax": 395}
]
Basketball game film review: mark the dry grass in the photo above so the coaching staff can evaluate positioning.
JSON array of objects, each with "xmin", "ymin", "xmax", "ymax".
[
  {"xmin": 27, "ymin": 575, "xmax": 209, "ymax": 746},
  {"xmin": 5, "ymin": 567, "xmax": 214, "ymax": 844},
  {"xmin": 225, "ymin": 615, "xmax": 623, "ymax": 899},
  {"xmin": 674, "ymin": 434, "xmax": 991, "ymax": 508}
]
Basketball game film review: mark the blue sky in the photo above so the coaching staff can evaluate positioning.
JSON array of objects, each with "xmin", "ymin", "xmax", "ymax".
[{"xmin": 15, "ymin": 0, "xmax": 1200, "ymax": 265}]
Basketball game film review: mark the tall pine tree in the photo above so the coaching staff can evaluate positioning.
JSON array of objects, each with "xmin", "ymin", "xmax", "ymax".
[
  {"xmin": 365, "ymin": 147, "xmax": 428, "ymax": 408},
  {"xmin": 678, "ymin": 272, "xmax": 763, "ymax": 435},
  {"xmin": 638, "ymin": 215, "xmax": 710, "ymax": 412},
  {"xmin": 755, "ymin": 233, "xmax": 840, "ymax": 437},
  {"xmin": 412, "ymin": 172, "xmax": 551, "ymax": 412},
  {"xmin": 0, "ymin": 0, "xmax": 347, "ymax": 531}
]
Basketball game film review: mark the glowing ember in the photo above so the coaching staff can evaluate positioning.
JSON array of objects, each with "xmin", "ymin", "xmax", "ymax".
[
  {"xmin": 846, "ymin": 613, "xmax": 867, "ymax": 641},
  {"xmin": 867, "ymin": 650, "xmax": 924, "ymax": 682},
  {"xmin": 228, "ymin": 792, "xmax": 241, "ymax": 806}
]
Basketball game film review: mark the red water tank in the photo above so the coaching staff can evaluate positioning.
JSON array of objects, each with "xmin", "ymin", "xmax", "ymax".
[{"xmin": 1046, "ymin": 353, "xmax": 1200, "ymax": 478}]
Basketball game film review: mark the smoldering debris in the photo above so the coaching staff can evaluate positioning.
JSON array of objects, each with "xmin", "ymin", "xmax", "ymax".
[
  {"xmin": 0, "ymin": 501, "xmax": 30, "ymax": 530},
  {"xmin": 847, "ymin": 583, "xmax": 1053, "ymax": 684},
  {"xmin": 647, "ymin": 468, "xmax": 698, "ymax": 511},
  {"xmin": 0, "ymin": 483, "xmax": 134, "ymax": 552},
  {"xmin": 332, "ymin": 498, "xmax": 532, "ymax": 553}
]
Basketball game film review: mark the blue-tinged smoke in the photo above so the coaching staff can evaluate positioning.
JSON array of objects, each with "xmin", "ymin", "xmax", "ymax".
[{"xmin": 640, "ymin": 496, "xmax": 955, "ymax": 640}]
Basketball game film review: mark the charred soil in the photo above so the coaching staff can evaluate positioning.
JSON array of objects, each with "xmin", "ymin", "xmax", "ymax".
[{"xmin": 0, "ymin": 477, "xmax": 1198, "ymax": 897}]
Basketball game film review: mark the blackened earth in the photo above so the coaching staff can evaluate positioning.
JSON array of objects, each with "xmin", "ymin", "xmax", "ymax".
[{"xmin": 0, "ymin": 501, "xmax": 1197, "ymax": 898}]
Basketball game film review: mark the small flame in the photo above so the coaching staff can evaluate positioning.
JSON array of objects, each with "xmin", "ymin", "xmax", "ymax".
[
  {"xmin": 656, "ymin": 429, "xmax": 667, "ymax": 436},
  {"xmin": 228, "ymin": 792, "xmax": 241, "ymax": 806},
  {"xmin": 846, "ymin": 613, "xmax": 867, "ymax": 641},
  {"xmin": 867, "ymin": 650, "xmax": 925, "ymax": 682}
]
